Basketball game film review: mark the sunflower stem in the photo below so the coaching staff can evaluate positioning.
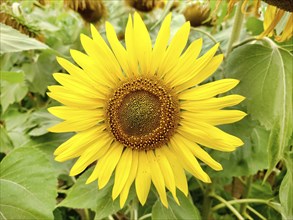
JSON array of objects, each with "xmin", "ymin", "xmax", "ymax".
[
  {"xmin": 226, "ymin": 0, "xmax": 245, "ymax": 56},
  {"xmin": 240, "ymin": 176, "xmax": 253, "ymax": 215},
  {"xmin": 202, "ymin": 184, "xmax": 213, "ymax": 220},
  {"xmin": 138, "ymin": 213, "xmax": 152, "ymax": 220},
  {"xmin": 130, "ymin": 197, "xmax": 139, "ymax": 220},
  {"xmin": 84, "ymin": 209, "xmax": 90, "ymax": 220},
  {"xmin": 210, "ymin": 194, "xmax": 244, "ymax": 220},
  {"xmin": 246, "ymin": 205, "xmax": 267, "ymax": 220},
  {"xmin": 211, "ymin": 198, "xmax": 273, "ymax": 211}
]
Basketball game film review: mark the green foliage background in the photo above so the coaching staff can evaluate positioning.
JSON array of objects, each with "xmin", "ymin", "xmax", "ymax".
[{"xmin": 0, "ymin": 0, "xmax": 292, "ymax": 220}]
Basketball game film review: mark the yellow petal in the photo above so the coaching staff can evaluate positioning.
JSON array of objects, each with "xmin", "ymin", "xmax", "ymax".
[
  {"xmin": 120, "ymin": 150, "xmax": 138, "ymax": 208},
  {"xmin": 54, "ymin": 125, "xmax": 105, "ymax": 156},
  {"xmin": 90, "ymin": 24, "xmax": 125, "ymax": 79},
  {"xmin": 98, "ymin": 142, "xmax": 124, "ymax": 189},
  {"xmin": 180, "ymin": 95, "xmax": 245, "ymax": 111},
  {"xmin": 48, "ymin": 106, "xmax": 103, "ymax": 121},
  {"xmin": 47, "ymin": 87, "xmax": 103, "ymax": 109},
  {"xmin": 52, "ymin": 73, "xmax": 105, "ymax": 99},
  {"xmin": 171, "ymin": 44, "xmax": 220, "ymax": 89},
  {"xmin": 258, "ymin": 7, "xmax": 285, "ymax": 39},
  {"xmin": 70, "ymin": 49, "xmax": 114, "ymax": 88},
  {"xmin": 105, "ymin": 22, "xmax": 131, "ymax": 77},
  {"xmin": 176, "ymin": 134, "xmax": 222, "ymax": 171},
  {"xmin": 69, "ymin": 134, "xmax": 112, "ymax": 176},
  {"xmin": 159, "ymin": 146, "xmax": 188, "ymax": 196},
  {"xmin": 179, "ymin": 79, "xmax": 240, "ymax": 100},
  {"xmin": 135, "ymin": 151, "xmax": 151, "ymax": 205},
  {"xmin": 133, "ymin": 12, "xmax": 152, "ymax": 75},
  {"xmin": 56, "ymin": 57, "xmax": 96, "ymax": 87},
  {"xmin": 157, "ymin": 22, "xmax": 190, "ymax": 77},
  {"xmin": 155, "ymin": 148, "xmax": 179, "ymax": 205},
  {"xmin": 80, "ymin": 34, "xmax": 123, "ymax": 81},
  {"xmin": 181, "ymin": 110, "xmax": 247, "ymax": 125},
  {"xmin": 177, "ymin": 54, "xmax": 223, "ymax": 92},
  {"xmin": 112, "ymin": 148, "xmax": 133, "ymax": 200},
  {"xmin": 125, "ymin": 14, "xmax": 138, "ymax": 76},
  {"xmin": 178, "ymin": 121, "xmax": 243, "ymax": 151},
  {"xmin": 48, "ymin": 118, "xmax": 101, "ymax": 133},
  {"xmin": 169, "ymin": 135, "xmax": 211, "ymax": 183},
  {"xmin": 150, "ymin": 13, "xmax": 171, "ymax": 75},
  {"xmin": 164, "ymin": 38, "xmax": 202, "ymax": 84},
  {"xmin": 275, "ymin": 13, "xmax": 293, "ymax": 42},
  {"xmin": 147, "ymin": 150, "xmax": 168, "ymax": 207}
]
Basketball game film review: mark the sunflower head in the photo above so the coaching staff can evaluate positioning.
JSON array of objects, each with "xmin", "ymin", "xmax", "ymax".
[
  {"xmin": 48, "ymin": 12, "xmax": 246, "ymax": 208},
  {"xmin": 262, "ymin": 0, "xmax": 293, "ymax": 12},
  {"xmin": 64, "ymin": 0, "xmax": 106, "ymax": 23},
  {"xmin": 184, "ymin": 2, "xmax": 211, "ymax": 27},
  {"xmin": 125, "ymin": 0, "xmax": 161, "ymax": 12}
]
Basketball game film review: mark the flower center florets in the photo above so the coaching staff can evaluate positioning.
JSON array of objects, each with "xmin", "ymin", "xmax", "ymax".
[{"xmin": 106, "ymin": 77, "xmax": 179, "ymax": 150}]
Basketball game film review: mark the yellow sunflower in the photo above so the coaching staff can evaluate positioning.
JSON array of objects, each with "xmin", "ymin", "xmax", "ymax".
[
  {"xmin": 258, "ymin": 5, "xmax": 293, "ymax": 42},
  {"xmin": 48, "ymin": 12, "xmax": 246, "ymax": 208}
]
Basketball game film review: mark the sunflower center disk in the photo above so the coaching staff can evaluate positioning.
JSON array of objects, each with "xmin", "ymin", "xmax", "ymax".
[
  {"xmin": 106, "ymin": 77, "xmax": 179, "ymax": 151},
  {"xmin": 119, "ymin": 91, "xmax": 160, "ymax": 136}
]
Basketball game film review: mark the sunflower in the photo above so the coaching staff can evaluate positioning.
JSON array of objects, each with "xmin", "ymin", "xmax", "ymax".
[
  {"xmin": 215, "ymin": 0, "xmax": 292, "ymax": 42},
  {"xmin": 48, "ymin": 12, "xmax": 246, "ymax": 207},
  {"xmin": 258, "ymin": 5, "xmax": 293, "ymax": 42}
]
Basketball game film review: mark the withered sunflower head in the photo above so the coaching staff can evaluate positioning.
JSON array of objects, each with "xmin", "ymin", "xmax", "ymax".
[
  {"xmin": 125, "ymin": 0, "xmax": 161, "ymax": 12},
  {"xmin": 184, "ymin": 2, "xmax": 211, "ymax": 27},
  {"xmin": 64, "ymin": 0, "xmax": 107, "ymax": 23}
]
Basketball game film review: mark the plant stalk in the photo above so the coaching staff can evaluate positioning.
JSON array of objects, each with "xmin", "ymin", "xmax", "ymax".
[
  {"xmin": 226, "ymin": 0, "xmax": 245, "ymax": 56},
  {"xmin": 210, "ymin": 194, "xmax": 244, "ymax": 220},
  {"xmin": 130, "ymin": 197, "xmax": 138, "ymax": 220},
  {"xmin": 240, "ymin": 176, "xmax": 253, "ymax": 215},
  {"xmin": 202, "ymin": 184, "xmax": 213, "ymax": 220}
]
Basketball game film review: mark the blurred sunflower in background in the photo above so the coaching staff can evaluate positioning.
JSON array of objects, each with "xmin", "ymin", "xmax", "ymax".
[
  {"xmin": 125, "ymin": 0, "xmax": 162, "ymax": 12},
  {"xmin": 215, "ymin": 0, "xmax": 292, "ymax": 42},
  {"xmin": 63, "ymin": 0, "xmax": 107, "ymax": 23},
  {"xmin": 48, "ymin": 12, "xmax": 246, "ymax": 207}
]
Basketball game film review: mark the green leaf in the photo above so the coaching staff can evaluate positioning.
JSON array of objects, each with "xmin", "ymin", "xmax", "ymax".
[
  {"xmin": 21, "ymin": 51, "xmax": 59, "ymax": 95},
  {"xmin": 1, "ymin": 109, "xmax": 31, "ymax": 148},
  {"xmin": 0, "ymin": 126, "xmax": 14, "ymax": 153},
  {"xmin": 210, "ymin": 116, "xmax": 269, "ymax": 178},
  {"xmin": 0, "ymin": 71, "xmax": 28, "ymax": 112},
  {"xmin": 246, "ymin": 17, "xmax": 264, "ymax": 35},
  {"xmin": 0, "ymin": 71, "xmax": 25, "ymax": 83},
  {"xmin": 279, "ymin": 151, "xmax": 293, "ymax": 219},
  {"xmin": 27, "ymin": 109, "xmax": 61, "ymax": 136},
  {"xmin": 58, "ymin": 168, "xmax": 98, "ymax": 209},
  {"xmin": 59, "ymin": 168, "xmax": 126, "ymax": 219},
  {"xmin": 226, "ymin": 43, "xmax": 293, "ymax": 174},
  {"xmin": 152, "ymin": 190, "xmax": 201, "ymax": 220},
  {"xmin": 0, "ymin": 147, "xmax": 57, "ymax": 219},
  {"xmin": 0, "ymin": 23, "xmax": 48, "ymax": 54}
]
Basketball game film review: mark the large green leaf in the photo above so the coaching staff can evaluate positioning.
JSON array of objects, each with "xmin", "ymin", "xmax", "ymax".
[
  {"xmin": 226, "ymin": 43, "xmax": 293, "ymax": 173},
  {"xmin": 0, "ymin": 23, "xmax": 48, "ymax": 54},
  {"xmin": 152, "ymin": 191, "xmax": 201, "ymax": 220},
  {"xmin": 279, "ymin": 151, "xmax": 293, "ymax": 219},
  {"xmin": 0, "ymin": 147, "xmax": 57, "ymax": 219},
  {"xmin": 59, "ymin": 167, "xmax": 126, "ymax": 219},
  {"xmin": 58, "ymin": 168, "xmax": 98, "ymax": 209},
  {"xmin": 0, "ymin": 71, "xmax": 28, "ymax": 112}
]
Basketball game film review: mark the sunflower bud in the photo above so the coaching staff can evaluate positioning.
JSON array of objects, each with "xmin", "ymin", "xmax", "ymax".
[
  {"xmin": 64, "ymin": 0, "xmax": 106, "ymax": 23},
  {"xmin": 183, "ymin": 3, "xmax": 211, "ymax": 27},
  {"xmin": 125, "ymin": 0, "xmax": 161, "ymax": 12}
]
